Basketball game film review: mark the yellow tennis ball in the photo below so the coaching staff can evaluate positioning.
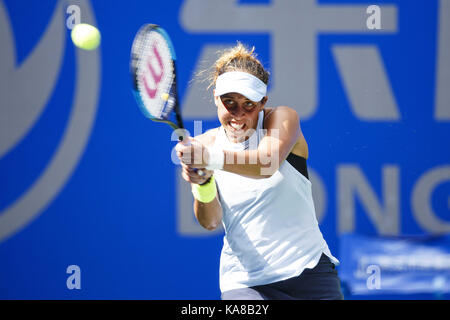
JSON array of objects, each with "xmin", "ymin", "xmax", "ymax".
[{"xmin": 71, "ymin": 23, "xmax": 101, "ymax": 51}]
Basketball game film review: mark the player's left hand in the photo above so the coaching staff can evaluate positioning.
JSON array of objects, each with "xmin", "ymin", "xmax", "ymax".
[{"xmin": 175, "ymin": 137, "xmax": 209, "ymax": 169}]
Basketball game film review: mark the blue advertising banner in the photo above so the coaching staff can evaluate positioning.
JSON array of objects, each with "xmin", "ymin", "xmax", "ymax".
[
  {"xmin": 0, "ymin": 0, "xmax": 449, "ymax": 299},
  {"xmin": 340, "ymin": 233, "xmax": 450, "ymax": 297}
]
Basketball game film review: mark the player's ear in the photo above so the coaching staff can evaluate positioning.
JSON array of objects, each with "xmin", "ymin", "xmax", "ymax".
[
  {"xmin": 260, "ymin": 96, "xmax": 268, "ymax": 108},
  {"xmin": 213, "ymin": 90, "xmax": 221, "ymax": 107}
]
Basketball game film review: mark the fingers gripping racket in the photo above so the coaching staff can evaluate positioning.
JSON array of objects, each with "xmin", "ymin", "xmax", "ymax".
[{"xmin": 130, "ymin": 24, "xmax": 204, "ymax": 175}]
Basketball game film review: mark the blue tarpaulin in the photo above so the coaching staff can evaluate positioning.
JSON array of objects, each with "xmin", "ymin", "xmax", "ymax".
[{"xmin": 340, "ymin": 233, "xmax": 450, "ymax": 296}]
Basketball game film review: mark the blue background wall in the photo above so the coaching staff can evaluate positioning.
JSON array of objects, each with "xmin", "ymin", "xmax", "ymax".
[{"xmin": 0, "ymin": 0, "xmax": 449, "ymax": 299}]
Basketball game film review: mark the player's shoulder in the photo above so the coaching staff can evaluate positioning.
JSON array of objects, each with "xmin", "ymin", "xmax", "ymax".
[
  {"xmin": 264, "ymin": 106, "xmax": 300, "ymax": 123},
  {"xmin": 194, "ymin": 127, "xmax": 220, "ymax": 147}
]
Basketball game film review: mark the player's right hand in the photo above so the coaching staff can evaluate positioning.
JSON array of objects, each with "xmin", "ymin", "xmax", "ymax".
[{"xmin": 180, "ymin": 162, "xmax": 213, "ymax": 185}]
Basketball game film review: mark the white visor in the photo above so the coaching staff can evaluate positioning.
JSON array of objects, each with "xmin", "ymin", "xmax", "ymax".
[{"xmin": 214, "ymin": 71, "xmax": 267, "ymax": 102}]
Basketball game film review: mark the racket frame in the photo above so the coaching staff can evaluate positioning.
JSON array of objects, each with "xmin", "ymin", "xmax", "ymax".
[
  {"xmin": 130, "ymin": 24, "xmax": 204, "ymax": 175},
  {"xmin": 130, "ymin": 24, "xmax": 185, "ymax": 135}
]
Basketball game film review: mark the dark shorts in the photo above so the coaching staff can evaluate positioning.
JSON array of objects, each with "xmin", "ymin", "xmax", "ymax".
[{"xmin": 221, "ymin": 253, "xmax": 344, "ymax": 300}]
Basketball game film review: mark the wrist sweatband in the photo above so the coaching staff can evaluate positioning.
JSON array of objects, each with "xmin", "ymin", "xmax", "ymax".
[
  {"xmin": 205, "ymin": 147, "xmax": 224, "ymax": 170},
  {"xmin": 192, "ymin": 175, "xmax": 217, "ymax": 203}
]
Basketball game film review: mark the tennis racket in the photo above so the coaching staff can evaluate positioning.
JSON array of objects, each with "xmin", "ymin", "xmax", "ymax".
[{"xmin": 130, "ymin": 24, "xmax": 204, "ymax": 175}]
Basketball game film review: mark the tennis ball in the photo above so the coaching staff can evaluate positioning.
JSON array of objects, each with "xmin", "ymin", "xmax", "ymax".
[
  {"xmin": 71, "ymin": 23, "xmax": 101, "ymax": 51},
  {"xmin": 161, "ymin": 93, "xmax": 170, "ymax": 101}
]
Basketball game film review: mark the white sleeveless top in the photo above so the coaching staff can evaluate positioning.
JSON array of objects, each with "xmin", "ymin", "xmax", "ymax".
[{"xmin": 213, "ymin": 110, "xmax": 338, "ymax": 293}]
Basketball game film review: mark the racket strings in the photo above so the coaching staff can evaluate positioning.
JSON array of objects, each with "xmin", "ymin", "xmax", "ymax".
[{"xmin": 135, "ymin": 29, "xmax": 175, "ymax": 120}]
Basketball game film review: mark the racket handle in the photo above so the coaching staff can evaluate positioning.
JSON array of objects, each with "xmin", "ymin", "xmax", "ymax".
[{"xmin": 177, "ymin": 133, "xmax": 205, "ymax": 177}]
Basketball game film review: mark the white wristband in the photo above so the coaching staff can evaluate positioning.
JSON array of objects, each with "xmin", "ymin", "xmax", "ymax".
[{"xmin": 205, "ymin": 147, "xmax": 224, "ymax": 170}]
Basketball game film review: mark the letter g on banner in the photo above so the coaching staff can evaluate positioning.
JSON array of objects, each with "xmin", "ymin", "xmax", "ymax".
[{"xmin": 0, "ymin": 0, "xmax": 101, "ymax": 243}]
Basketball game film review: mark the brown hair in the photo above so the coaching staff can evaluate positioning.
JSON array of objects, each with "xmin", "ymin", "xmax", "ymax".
[{"xmin": 202, "ymin": 42, "xmax": 270, "ymax": 90}]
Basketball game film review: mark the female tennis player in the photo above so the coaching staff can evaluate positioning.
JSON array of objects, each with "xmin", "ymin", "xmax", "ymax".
[{"xmin": 175, "ymin": 43, "xmax": 343, "ymax": 300}]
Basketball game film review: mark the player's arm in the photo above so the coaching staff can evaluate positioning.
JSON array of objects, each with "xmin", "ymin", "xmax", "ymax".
[
  {"xmin": 177, "ymin": 129, "xmax": 222, "ymax": 231},
  {"xmin": 222, "ymin": 106, "xmax": 303, "ymax": 177},
  {"xmin": 193, "ymin": 188, "xmax": 222, "ymax": 231},
  {"xmin": 181, "ymin": 107, "xmax": 304, "ymax": 178}
]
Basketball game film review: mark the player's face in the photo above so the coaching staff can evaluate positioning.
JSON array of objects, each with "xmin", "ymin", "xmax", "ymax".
[{"xmin": 215, "ymin": 92, "xmax": 267, "ymax": 143}]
